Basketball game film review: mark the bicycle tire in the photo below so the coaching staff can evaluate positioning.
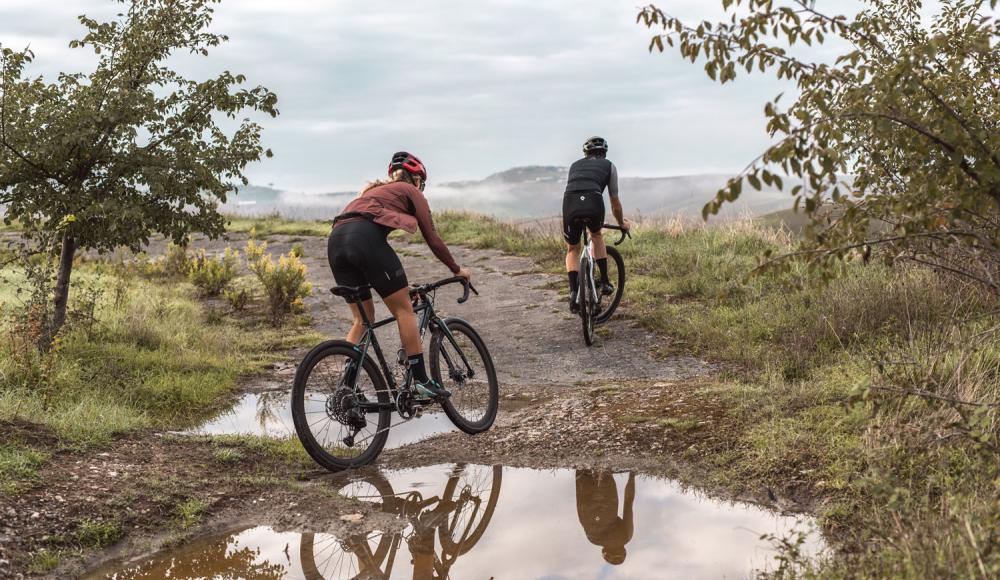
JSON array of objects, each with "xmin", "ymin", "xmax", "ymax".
[
  {"xmin": 437, "ymin": 464, "xmax": 503, "ymax": 560},
  {"xmin": 430, "ymin": 318, "xmax": 499, "ymax": 434},
  {"xmin": 300, "ymin": 473, "xmax": 397, "ymax": 579},
  {"xmin": 580, "ymin": 262, "xmax": 596, "ymax": 346},
  {"xmin": 291, "ymin": 340, "xmax": 391, "ymax": 472},
  {"xmin": 594, "ymin": 245, "xmax": 625, "ymax": 324}
]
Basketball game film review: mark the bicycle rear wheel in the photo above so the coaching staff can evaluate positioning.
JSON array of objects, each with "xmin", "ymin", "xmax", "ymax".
[
  {"xmin": 580, "ymin": 263, "xmax": 596, "ymax": 346},
  {"xmin": 594, "ymin": 245, "xmax": 625, "ymax": 324},
  {"xmin": 430, "ymin": 318, "xmax": 499, "ymax": 434},
  {"xmin": 291, "ymin": 340, "xmax": 391, "ymax": 471}
]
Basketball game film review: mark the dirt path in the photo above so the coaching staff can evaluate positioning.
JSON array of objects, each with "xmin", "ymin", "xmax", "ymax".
[{"xmin": 199, "ymin": 232, "xmax": 713, "ymax": 387}]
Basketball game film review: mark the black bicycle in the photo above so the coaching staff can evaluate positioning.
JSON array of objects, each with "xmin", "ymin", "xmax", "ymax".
[
  {"xmin": 299, "ymin": 464, "xmax": 502, "ymax": 579},
  {"xmin": 291, "ymin": 277, "xmax": 499, "ymax": 471},
  {"xmin": 575, "ymin": 223, "xmax": 630, "ymax": 346}
]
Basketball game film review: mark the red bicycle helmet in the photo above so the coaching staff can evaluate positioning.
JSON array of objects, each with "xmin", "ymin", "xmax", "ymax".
[{"xmin": 388, "ymin": 151, "xmax": 427, "ymax": 182}]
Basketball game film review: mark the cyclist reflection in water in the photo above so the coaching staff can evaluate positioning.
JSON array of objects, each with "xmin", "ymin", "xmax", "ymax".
[{"xmin": 576, "ymin": 470, "xmax": 636, "ymax": 565}]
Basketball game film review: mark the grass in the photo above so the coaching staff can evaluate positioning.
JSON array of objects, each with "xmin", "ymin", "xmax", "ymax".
[
  {"xmin": 224, "ymin": 214, "xmax": 330, "ymax": 237},
  {"xmin": 413, "ymin": 211, "xmax": 1000, "ymax": 578},
  {"xmin": 212, "ymin": 447, "xmax": 244, "ymax": 463},
  {"xmin": 618, "ymin": 414, "xmax": 652, "ymax": 424},
  {"xmin": 27, "ymin": 548, "xmax": 64, "ymax": 573},
  {"xmin": 204, "ymin": 433, "xmax": 314, "ymax": 467},
  {"xmin": 0, "ymin": 442, "xmax": 49, "ymax": 494},
  {"xmin": 75, "ymin": 518, "xmax": 122, "ymax": 548},
  {"xmin": 175, "ymin": 498, "xmax": 208, "ymax": 530},
  {"xmin": 0, "ymin": 255, "xmax": 320, "ymax": 488},
  {"xmin": 657, "ymin": 417, "xmax": 699, "ymax": 431}
]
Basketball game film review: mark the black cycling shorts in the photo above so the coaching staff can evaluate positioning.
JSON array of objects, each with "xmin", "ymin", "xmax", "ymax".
[
  {"xmin": 562, "ymin": 192, "xmax": 606, "ymax": 245},
  {"xmin": 327, "ymin": 219, "xmax": 408, "ymax": 301}
]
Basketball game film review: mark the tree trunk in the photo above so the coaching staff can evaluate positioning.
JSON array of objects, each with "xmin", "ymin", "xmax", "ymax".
[{"xmin": 47, "ymin": 231, "xmax": 76, "ymax": 350}]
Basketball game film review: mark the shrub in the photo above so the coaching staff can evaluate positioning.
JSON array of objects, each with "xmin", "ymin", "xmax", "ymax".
[
  {"xmin": 245, "ymin": 239, "xmax": 312, "ymax": 323},
  {"xmin": 187, "ymin": 248, "xmax": 240, "ymax": 296},
  {"xmin": 159, "ymin": 242, "xmax": 191, "ymax": 277},
  {"xmin": 224, "ymin": 287, "xmax": 250, "ymax": 312},
  {"xmin": 290, "ymin": 242, "xmax": 305, "ymax": 258}
]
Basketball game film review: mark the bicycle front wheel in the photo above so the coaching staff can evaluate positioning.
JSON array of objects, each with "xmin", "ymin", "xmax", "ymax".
[
  {"xmin": 594, "ymin": 245, "xmax": 625, "ymax": 324},
  {"xmin": 430, "ymin": 318, "xmax": 499, "ymax": 434},
  {"xmin": 291, "ymin": 340, "xmax": 391, "ymax": 471},
  {"xmin": 438, "ymin": 464, "xmax": 503, "ymax": 561}
]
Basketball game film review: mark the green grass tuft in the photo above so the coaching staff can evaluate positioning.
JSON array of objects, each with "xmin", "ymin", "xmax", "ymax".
[
  {"xmin": 27, "ymin": 548, "xmax": 64, "ymax": 573},
  {"xmin": 75, "ymin": 518, "xmax": 122, "ymax": 548},
  {"xmin": 175, "ymin": 498, "xmax": 208, "ymax": 530},
  {"xmin": 0, "ymin": 442, "xmax": 49, "ymax": 494}
]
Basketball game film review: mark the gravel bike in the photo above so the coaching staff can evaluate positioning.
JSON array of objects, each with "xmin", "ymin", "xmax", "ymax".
[
  {"xmin": 291, "ymin": 277, "xmax": 499, "ymax": 471},
  {"xmin": 299, "ymin": 464, "xmax": 502, "ymax": 579},
  {"xmin": 575, "ymin": 223, "xmax": 630, "ymax": 346}
]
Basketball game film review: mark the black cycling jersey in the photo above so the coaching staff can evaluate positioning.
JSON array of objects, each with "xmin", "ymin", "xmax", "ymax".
[
  {"xmin": 327, "ymin": 219, "xmax": 407, "ymax": 301},
  {"xmin": 562, "ymin": 157, "xmax": 619, "ymax": 245},
  {"xmin": 565, "ymin": 157, "xmax": 619, "ymax": 198}
]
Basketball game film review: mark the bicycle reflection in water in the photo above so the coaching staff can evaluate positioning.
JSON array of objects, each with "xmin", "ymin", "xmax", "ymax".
[
  {"xmin": 575, "ymin": 470, "xmax": 636, "ymax": 566},
  {"xmin": 300, "ymin": 463, "xmax": 502, "ymax": 579}
]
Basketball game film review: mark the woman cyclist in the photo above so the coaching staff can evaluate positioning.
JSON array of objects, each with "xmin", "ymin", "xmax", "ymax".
[{"xmin": 328, "ymin": 151, "xmax": 471, "ymax": 399}]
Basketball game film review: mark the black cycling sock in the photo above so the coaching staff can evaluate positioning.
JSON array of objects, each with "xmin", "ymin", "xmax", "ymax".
[
  {"xmin": 408, "ymin": 353, "xmax": 429, "ymax": 383},
  {"xmin": 568, "ymin": 271, "xmax": 579, "ymax": 294},
  {"xmin": 597, "ymin": 258, "xmax": 609, "ymax": 283}
]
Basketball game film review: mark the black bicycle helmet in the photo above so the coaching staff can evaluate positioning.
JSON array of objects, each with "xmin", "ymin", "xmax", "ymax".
[{"xmin": 582, "ymin": 136, "xmax": 608, "ymax": 154}]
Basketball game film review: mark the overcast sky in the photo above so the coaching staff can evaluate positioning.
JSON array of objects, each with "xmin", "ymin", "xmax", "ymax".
[{"xmin": 1, "ymin": 0, "xmax": 870, "ymax": 192}]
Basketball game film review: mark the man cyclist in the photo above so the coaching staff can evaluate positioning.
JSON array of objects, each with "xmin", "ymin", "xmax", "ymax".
[{"xmin": 563, "ymin": 136, "xmax": 630, "ymax": 313}]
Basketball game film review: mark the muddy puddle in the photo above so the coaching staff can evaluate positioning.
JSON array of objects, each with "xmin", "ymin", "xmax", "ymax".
[
  {"xmin": 184, "ymin": 392, "xmax": 457, "ymax": 449},
  {"xmin": 91, "ymin": 464, "xmax": 823, "ymax": 579}
]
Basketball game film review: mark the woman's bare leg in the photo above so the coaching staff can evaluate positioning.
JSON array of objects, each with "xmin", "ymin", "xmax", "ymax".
[
  {"xmin": 346, "ymin": 299, "xmax": 376, "ymax": 344},
  {"xmin": 382, "ymin": 287, "xmax": 422, "ymax": 355}
]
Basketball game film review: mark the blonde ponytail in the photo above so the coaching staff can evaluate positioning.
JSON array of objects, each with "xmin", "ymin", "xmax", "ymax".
[{"xmin": 361, "ymin": 169, "xmax": 416, "ymax": 194}]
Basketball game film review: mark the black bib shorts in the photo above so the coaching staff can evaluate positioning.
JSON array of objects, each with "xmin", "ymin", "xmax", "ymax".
[
  {"xmin": 562, "ymin": 192, "xmax": 606, "ymax": 245},
  {"xmin": 327, "ymin": 219, "xmax": 408, "ymax": 302}
]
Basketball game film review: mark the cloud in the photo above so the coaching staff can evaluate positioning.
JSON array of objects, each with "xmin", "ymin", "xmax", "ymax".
[{"xmin": 0, "ymin": 0, "xmax": 872, "ymax": 191}]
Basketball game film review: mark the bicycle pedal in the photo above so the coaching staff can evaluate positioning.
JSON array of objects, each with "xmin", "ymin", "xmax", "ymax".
[{"xmin": 413, "ymin": 406, "xmax": 424, "ymax": 418}]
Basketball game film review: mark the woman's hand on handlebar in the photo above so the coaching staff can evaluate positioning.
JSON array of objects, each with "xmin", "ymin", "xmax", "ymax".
[{"xmin": 456, "ymin": 267, "xmax": 472, "ymax": 282}]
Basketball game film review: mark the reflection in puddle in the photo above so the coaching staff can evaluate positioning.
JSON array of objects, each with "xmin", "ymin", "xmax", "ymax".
[
  {"xmin": 93, "ymin": 465, "xmax": 823, "ymax": 579},
  {"xmin": 186, "ymin": 392, "xmax": 456, "ymax": 449}
]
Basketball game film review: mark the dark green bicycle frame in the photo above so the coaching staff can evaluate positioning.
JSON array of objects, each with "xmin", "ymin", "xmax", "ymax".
[{"xmin": 351, "ymin": 295, "xmax": 476, "ymax": 413}]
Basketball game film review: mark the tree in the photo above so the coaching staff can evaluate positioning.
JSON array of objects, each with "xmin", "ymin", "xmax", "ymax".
[
  {"xmin": 639, "ymin": 0, "xmax": 1000, "ymax": 289},
  {"xmin": 0, "ymin": 0, "xmax": 278, "ymax": 346}
]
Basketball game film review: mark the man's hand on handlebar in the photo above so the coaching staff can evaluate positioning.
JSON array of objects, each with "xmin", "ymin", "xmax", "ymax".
[
  {"xmin": 620, "ymin": 218, "xmax": 633, "ymax": 233},
  {"xmin": 456, "ymin": 267, "xmax": 472, "ymax": 281}
]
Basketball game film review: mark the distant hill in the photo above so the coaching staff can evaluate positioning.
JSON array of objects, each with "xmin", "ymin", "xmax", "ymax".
[
  {"xmin": 431, "ymin": 166, "xmax": 792, "ymax": 219},
  {"xmin": 222, "ymin": 166, "xmax": 797, "ymax": 220}
]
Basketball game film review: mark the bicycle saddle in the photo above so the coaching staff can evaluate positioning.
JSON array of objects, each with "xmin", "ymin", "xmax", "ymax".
[{"xmin": 330, "ymin": 285, "xmax": 371, "ymax": 301}]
